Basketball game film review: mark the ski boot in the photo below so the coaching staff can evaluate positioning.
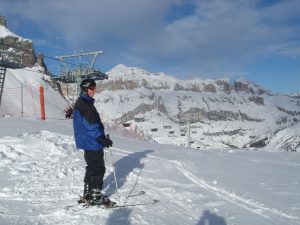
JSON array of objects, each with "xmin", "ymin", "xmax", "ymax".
[
  {"xmin": 90, "ymin": 188, "xmax": 116, "ymax": 207},
  {"xmin": 78, "ymin": 183, "xmax": 91, "ymax": 204},
  {"xmin": 99, "ymin": 195, "xmax": 117, "ymax": 207}
]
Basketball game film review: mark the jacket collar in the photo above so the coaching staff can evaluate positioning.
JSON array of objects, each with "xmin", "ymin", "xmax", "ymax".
[{"xmin": 80, "ymin": 93, "xmax": 95, "ymax": 104}]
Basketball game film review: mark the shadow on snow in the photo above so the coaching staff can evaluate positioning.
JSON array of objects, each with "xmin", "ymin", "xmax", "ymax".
[
  {"xmin": 196, "ymin": 210, "xmax": 227, "ymax": 225},
  {"xmin": 104, "ymin": 150, "xmax": 228, "ymax": 225},
  {"xmin": 104, "ymin": 149, "xmax": 153, "ymax": 225},
  {"xmin": 104, "ymin": 149, "xmax": 154, "ymax": 197}
]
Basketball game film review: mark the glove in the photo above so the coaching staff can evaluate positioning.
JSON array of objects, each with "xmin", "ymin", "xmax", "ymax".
[{"xmin": 97, "ymin": 135, "xmax": 113, "ymax": 148}]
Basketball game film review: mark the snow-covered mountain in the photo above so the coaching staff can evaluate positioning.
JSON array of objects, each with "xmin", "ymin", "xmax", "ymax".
[
  {"xmin": 3, "ymin": 61, "xmax": 299, "ymax": 152},
  {"xmin": 1, "ymin": 16, "xmax": 299, "ymax": 152},
  {"xmin": 92, "ymin": 64, "xmax": 300, "ymax": 152}
]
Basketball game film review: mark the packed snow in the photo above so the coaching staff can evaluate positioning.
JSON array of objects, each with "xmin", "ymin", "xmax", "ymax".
[{"xmin": 0, "ymin": 117, "xmax": 300, "ymax": 225}]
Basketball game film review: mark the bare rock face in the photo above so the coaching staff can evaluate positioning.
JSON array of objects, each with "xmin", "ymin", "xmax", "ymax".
[
  {"xmin": 0, "ymin": 16, "xmax": 7, "ymax": 26},
  {"xmin": 248, "ymin": 96, "xmax": 265, "ymax": 105},
  {"xmin": 203, "ymin": 83, "xmax": 216, "ymax": 93},
  {"xmin": 234, "ymin": 81, "xmax": 250, "ymax": 92},
  {"xmin": 0, "ymin": 16, "xmax": 36, "ymax": 67}
]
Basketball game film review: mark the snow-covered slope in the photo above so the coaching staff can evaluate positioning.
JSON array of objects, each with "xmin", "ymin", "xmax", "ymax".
[
  {"xmin": 1, "ymin": 19, "xmax": 64, "ymax": 118},
  {"xmin": 0, "ymin": 117, "xmax": 299, "ymax": 225},
  {"xmin": 0, "ymin": 66, "xmax": 67, "ymax": 119},
  {"xmin": 90, "ymin": 64, "xmax": 300, "ymax": 152}
]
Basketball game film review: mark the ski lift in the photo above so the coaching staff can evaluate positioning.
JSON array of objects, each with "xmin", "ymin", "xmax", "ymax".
[
  {"xmin": 169, "ymin": 131, "xmax": 175, "ymax": 134},
  {"xmin": 163, "ymin": 125, "xmax": 172, "ymax": 129},
  {"xmin": 55, "ymin": 51, "xmax": 108, "ymax": 83},
  {"xmin": 151, "ymin": 128, "xmax": 158, "ymax": 132},
  {"xmin": 180, "ymin": 133, "xmax": 186, "ymax": 136}
]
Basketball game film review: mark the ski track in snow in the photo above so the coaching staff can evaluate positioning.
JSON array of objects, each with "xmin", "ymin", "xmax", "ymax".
[
  {"xmin": 112, "ymin": 147, "xmax": 300, "ymax": 225},
  {"xmin": 172, "ymin": 161, "xmax": 299, "ymax": 223},
  {"xmin": 0, "ymin": 131, "xmax": 299, "ymax": 225}
]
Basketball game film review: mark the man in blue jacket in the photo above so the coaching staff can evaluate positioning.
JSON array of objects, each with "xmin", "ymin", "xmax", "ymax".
[{"xmin": 73, "ymin": 78, "xmax": 114, "ymax": 206}]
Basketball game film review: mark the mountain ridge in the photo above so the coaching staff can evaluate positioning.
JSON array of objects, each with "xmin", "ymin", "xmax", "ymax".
[{"xmin": 93, "ymin": 64, "xmax": 300, "ymax": 151}]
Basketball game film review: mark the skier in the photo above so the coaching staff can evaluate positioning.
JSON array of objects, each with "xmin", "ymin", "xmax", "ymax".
[
  {"xmin": 65, "ymin": 106, "xmax": 73, "ymax": 119},
  {"xmin": 73, "ymin": 78, "xmax": 114, "ymax": 206}
]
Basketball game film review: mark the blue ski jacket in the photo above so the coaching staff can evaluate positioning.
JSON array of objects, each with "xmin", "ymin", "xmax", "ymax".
[{"xmin": 73, "ymin": 93, "xmax": 105, "ymax": 150}]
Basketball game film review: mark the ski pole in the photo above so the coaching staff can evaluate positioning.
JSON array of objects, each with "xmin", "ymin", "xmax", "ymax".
[{"xmin": 106, "ymin": 134, "xmax": 121, "ymax": 205}]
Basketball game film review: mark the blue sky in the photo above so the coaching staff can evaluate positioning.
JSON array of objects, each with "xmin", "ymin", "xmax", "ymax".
[{"xmin": 1, "ymin": 0, "xmax": 300, "ymax": 94}]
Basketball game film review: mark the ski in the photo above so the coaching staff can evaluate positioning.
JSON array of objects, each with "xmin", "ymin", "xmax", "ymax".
[
  {"xmin": 66, "ymin": 199, "xmax": 159, "ymax": 211},
  {"xmin": 65, "ymin": 203, "xmax": 81, "ymax": 210},
  {"xmin": 104, "ymin": 199, "xmax": 159, "ymax": 209},
  {"xmin": 65, "ymin": 190, "xmax": 150, "ymax": 210},
  {"xmin": 79, "ymin": 195, "xmax": 91, "ymax": 208},
  {"xmin": 65, "ymin": 195, "xmax": 90, "ymax": 209}
]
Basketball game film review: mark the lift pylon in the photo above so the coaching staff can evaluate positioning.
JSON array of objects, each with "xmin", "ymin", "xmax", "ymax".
[{"xmin": 54, "ymin": 50, "xmax": 108, "ymax": 83}]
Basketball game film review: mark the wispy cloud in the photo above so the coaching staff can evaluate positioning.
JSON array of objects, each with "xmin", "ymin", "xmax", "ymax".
[{"xmin": 2, "ymin": 0, "xmax": 300, "ymax": 79}]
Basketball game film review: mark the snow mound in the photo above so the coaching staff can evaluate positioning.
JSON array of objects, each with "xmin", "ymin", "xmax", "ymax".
[{"xmin": 0, "ymin": 119, "xmax": 299, "ymax": 225}]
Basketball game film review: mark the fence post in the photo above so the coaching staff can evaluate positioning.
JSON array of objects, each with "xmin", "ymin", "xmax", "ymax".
[
  {"xmin": 21, "ymin": 84, "xmax": 24, "ymax": 117},
  {"xmin": 39, "ymin": 85, "xmax": 46, "ymax": 120}
]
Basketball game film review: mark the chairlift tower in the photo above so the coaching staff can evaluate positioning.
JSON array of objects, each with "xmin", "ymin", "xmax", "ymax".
[
  {"xmin": 56, "ymin": 50, "xmax": 103, "ymax": 69},
  {"xmin": 55, "ymin": 50, "xmax": 108, "ymax": 98},
  {"xmin": 55, "ymin": 50, "xmax": 108, "ymax": 82},
  {"xmin": 179, "ymin": 112, "xmax": 202, "ymax": 148}
]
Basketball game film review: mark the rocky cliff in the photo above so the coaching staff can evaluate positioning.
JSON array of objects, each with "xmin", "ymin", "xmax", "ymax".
[{"xmin": 0, "ymin": 16, "xmax": 36, "ymax": 67}]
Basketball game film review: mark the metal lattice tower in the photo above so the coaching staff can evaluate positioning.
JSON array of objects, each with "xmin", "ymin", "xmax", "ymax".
[{"xmin": 54, "ymin": 50, "xmax": 108, "ymax": 83}]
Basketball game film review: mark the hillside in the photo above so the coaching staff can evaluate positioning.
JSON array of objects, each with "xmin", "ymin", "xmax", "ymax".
[
  {"xmin": 0, "ymin": 66, "xmax": 66, "ymax": 119},
  {"xmin": 0, "ymin": 117, "xmax": 299, "ymax": 225}
]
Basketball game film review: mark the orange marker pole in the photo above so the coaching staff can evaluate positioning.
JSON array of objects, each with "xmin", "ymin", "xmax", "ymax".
[{"xmin": 39, "ymin": 85, "xmax": 46, "ymax": 120}]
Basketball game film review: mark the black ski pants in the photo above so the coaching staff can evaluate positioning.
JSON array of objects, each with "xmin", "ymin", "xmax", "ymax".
[{"xmin": 84, "ymin": 150, "xmax": 106, "ymax": 190}]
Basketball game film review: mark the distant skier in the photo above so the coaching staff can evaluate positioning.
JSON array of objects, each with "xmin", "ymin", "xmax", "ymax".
[
  {"xmin": 64, "ymin": 106, "xmax": 73, "ymax": 119},
  {"xmin": 73, "ymin": 78, "xmax": 114, "ymax": 206}
]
